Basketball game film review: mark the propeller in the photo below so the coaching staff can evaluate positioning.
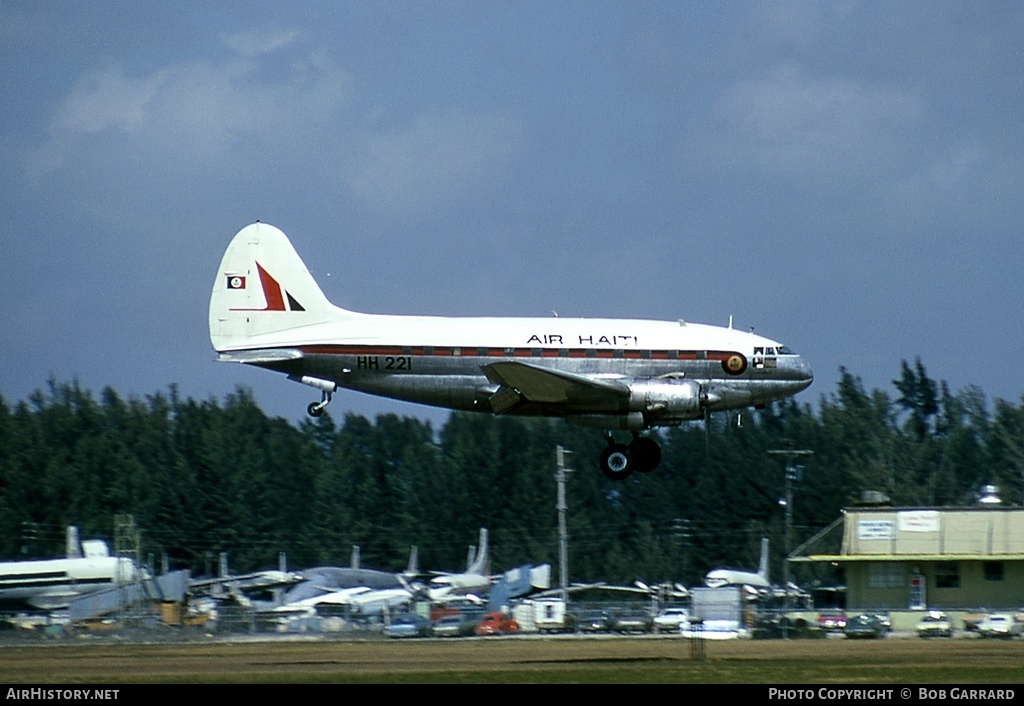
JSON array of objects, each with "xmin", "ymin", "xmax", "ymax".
[{"xmin": 703, "ymin": 409, "xmax": 711, "ymax": 455}]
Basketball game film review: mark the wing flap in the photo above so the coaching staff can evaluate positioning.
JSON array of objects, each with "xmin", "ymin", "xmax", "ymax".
[{"xmin": 482, "ymin": 361, "xmax": 630, "ymax": 411}]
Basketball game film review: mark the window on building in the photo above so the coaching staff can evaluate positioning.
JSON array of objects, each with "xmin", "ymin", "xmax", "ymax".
[
  {"xmin": 935, "ymin": 562, "xmax": 960, "ymax": 589},
  {"xmin": 984, "ymin": 561, "xmax": 1004, "ymax": 581}
]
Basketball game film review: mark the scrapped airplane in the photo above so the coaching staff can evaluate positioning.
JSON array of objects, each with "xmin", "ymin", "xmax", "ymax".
[
  {"xmin": 210, "ymin": 222, "xmax": 813, "ymax": 479},
  {"xmin": 704, "ymin": 537, "xmax": 771, "ymax": 590},
  {"xmin": 423, "ymin": 528, "xmax": 491, "ymax": 599},
  {"xmin": 0, "ymin": 528, "xmax": 144, "ymax": 612},
  {"xmin": 282, "ymin": 544, "xmax": 420, "ymax": 606}
]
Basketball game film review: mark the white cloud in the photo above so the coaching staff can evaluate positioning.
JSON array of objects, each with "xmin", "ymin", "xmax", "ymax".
[
  {"xmin": 56, "ymin": 66, "xmax": 165, "ymax": 135},
  {"xmin": 221, "ymin": 27, "xmax": 301, "ymax": 58},
  {"xmin": 26, "ymin": 46, "xmax": 350, "ymax": 178},
  {"xmin": 24, "ymin": 29, "xmax": 520, "ymax": 223},
  {"xmin": 345, "ymin": 112, "xmax": 521, "ymax": 215},
  {"xmin": 690, "ymin": 63, "xmax": 923, "ymax": 181}
]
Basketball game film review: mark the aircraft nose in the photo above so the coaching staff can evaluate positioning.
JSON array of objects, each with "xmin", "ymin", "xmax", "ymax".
[
  {"xmin": 776, "ymin": 354, "xmax": 813, "ymax": 391},
  {"xmin": 793, "ymin": 356, "xmax": 813, "ymax": 390}
]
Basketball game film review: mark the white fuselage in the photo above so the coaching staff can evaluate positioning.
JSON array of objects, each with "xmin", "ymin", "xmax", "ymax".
[{"xmin": 0, "ymin": 556, "xmax": 139, "ymax": 611}]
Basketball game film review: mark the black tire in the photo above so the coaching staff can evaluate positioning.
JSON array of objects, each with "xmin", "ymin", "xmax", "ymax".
[
  {"xmin": 628, "ymin": 436, "xmax": 662, "ymax": 473},
  {"xmin": 600, "ymin": 444, "xmax": 632, "ymax": 480}
]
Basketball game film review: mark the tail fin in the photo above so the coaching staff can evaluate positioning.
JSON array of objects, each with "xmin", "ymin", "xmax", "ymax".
[
  {"xmin": 405, "ymin": 546, "xmax": 420, "ymax": 577},
  {"xmin": 757, "ymin": 537, "xmax": 770, "ymax": 582},
  {"xmin": 467, "ymin": 528, "xmax": 489, "ymax": 576},
  {"xmin": 209, "ymin": 222, "xmax": 356, "ymax": 351},
  {"xmin": 66, "ymin": 526, "xmax": 81, "ymax": 559}
]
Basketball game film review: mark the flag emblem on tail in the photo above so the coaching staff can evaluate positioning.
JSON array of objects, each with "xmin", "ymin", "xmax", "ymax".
[{"xmin": 228, "ymin": 262, "xmax": 305, "ymax": 312}]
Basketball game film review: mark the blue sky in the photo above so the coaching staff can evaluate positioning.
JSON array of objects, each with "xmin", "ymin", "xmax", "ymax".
[{"xmin": 2, "ymin": 1, "xmax": 1022, "ymax": 427}]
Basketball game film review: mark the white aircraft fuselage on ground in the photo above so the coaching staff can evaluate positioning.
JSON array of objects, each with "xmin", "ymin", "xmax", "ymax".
[
  {"xmin": 210, "ymin": 223, "xmax": 813, "ymax": 478},
  {"xmin": 0, "ymin": 541, "xmax": 141, "ymax": 612},
  {"xmin": 704, "ymin": 538, "xmax": 772, "ymax": 590}
]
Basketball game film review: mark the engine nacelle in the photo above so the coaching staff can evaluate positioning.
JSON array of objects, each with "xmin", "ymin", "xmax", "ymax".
[{"xmin": 628, "ymin": 379, "xmax": 704, "ymax": 421}]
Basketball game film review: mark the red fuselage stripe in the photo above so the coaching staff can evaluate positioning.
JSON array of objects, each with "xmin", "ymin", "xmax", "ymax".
[{"xmin": 296, "ymin": 345, "xmax": 741, "ymax": 361}]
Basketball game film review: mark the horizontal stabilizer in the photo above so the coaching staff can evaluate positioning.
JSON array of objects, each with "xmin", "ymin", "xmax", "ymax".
[{"xmin": 217, "ymin": 348, "xmax": 304, "ymax": 365}]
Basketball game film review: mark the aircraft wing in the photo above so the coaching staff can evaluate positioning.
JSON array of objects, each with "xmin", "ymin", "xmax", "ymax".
[{"xmin": 481, "ymin": 361, "xmax": 630, "ymax": 414}]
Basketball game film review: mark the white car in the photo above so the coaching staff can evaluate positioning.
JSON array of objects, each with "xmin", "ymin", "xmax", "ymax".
[
  {"xmin": 653, "ymin": 607, "xmax": 690, "ymax": 633},
  {"xmin": 916, "ymin": 611, "xmax": 953, "ymax": 638},
  {"xmin": 977, "ymin": 613, "xmax": 1023, "ymax": 638}
]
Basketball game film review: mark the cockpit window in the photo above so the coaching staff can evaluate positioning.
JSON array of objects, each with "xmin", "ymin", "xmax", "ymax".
[{"xmin": 777, "ymin": 345, "xmax": 794, "ymax": 355}]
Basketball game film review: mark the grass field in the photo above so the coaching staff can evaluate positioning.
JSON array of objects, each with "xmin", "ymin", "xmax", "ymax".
[{"xmin": 2, "ymin": 635, "xmax": 1023, "ymax": 684}]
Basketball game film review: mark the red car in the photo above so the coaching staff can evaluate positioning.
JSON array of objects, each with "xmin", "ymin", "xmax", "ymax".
[
  {"xmin": 817, "ymin": 610, "xmax": 847, "ymax": 632},
  {"xmin": 474, "ymin": 612, "xmax": 520, "ymax": 636}
]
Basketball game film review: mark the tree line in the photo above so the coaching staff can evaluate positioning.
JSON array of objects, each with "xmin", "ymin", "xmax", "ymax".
[{"xmin": 1, "ymin": 358, "xmax": 1022, "ymax": 589}]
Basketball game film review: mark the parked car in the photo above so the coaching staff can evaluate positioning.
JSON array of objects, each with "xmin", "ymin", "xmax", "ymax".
[
  {"xmin": 384, "ymin": 612, "xmax": 433, "ymax": 638},
  {"xmin": 474, "ymin": 612, "xmax": 519, "ymax": 636},
  {"xmin": 916, "ymin": 611, "xmax": 953, "ymax": 638},
  {"xmin": 577, "ymin": 609, "xmax": 613, "ymax": 633},
  {"xmin": 963, "ymin": 612, "xmax": 987, "ymax": 633},
  {"xmin": 817, "ymin": 610, "xmax": 847, "ymax": 632},
  {"xmin": 433, "ymin": 613, "xmax": 476, "ymax": 638},
  {"xmin": 843, "ymin": 613, "xmax": 887, "ymax": 639},
  {"xmin": 610, "ymin": 609, "xmax": 654, "ymax": 634},
  {"xmin": 653, "ymin": 607, "xmax": 690, "ymax": 633},
  {"xmin": 977, "ymin": 613, "xmax": 1023, "ymax": 638}
]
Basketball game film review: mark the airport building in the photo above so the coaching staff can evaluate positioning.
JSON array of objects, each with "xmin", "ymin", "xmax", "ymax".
[{"xmin": 791, "ymin": 489, "xmax": 1024, "ymax": 614}]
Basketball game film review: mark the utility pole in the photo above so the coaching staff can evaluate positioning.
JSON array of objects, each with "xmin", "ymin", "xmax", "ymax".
[
  {"xmin": 555, "ymin": 446, "xmax": 573, "ymax": 602},
  {"xmin": 768, "ymin": 448, "xmax": 813, "ymax": 606}
]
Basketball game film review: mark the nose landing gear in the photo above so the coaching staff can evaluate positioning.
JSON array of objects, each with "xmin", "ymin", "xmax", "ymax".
[{"xmin": 599, "ymin": 432, "xmax": 662, "ymax": 480}]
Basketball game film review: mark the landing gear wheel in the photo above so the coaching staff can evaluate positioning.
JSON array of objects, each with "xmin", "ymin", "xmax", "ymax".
[
  {"xmin": 600, "ymin": 443, "xmax": 633, "ymax": 481},
  {"xmin": 306, "ymin": 389, "xmax": 333, "ymax": 418},
  {"xmin": 628, "ymin": 436, "xmax": 662, "ymax": 474}
]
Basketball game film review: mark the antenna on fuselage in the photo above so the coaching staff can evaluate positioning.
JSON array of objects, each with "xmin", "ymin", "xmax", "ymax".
[{"xmin": 728, "ymin": 315, "xmax": 733, "ymax": 329}]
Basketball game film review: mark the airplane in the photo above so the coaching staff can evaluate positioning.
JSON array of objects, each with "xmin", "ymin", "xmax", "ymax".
[
  {"xmin": 703, "ymin": 537, "xmax": 771, "ymax": 590},
  {"xmin": 421, "ymin": 528, "xmax": 492, "ymax": 599},
  {"xmin": 188, "ymin": 552, "xmax": 304, "ymax": 606},
  {"xmin": 0, "ymin": 527, "xmax": 145, "ymax": 612},
  {"xmin": 279, "ymin": 530, "xmax": 494, "ymax": 617},
  {"xmin": 209, "ymin": 222, "xmax": 813, "ymax": 479},
  {"xmin": 281, "ymin": 544, "xmax": 420, "ymax": 606}
]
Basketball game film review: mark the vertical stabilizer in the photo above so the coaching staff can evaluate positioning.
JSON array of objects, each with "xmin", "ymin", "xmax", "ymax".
[
  {"xmin": 66, "ymin": 526, "xmax": 81, "ymax": 559},
  {"xmin": 468, "ymin": 528, "xmax": 489, "ymax": 575},
  {"xmin": 757, "ymin": 537, "xmax": 770, "ymax": 583},
  {"xmin": 209, "ymin": 222, "xmax": 359, "ymax": 352},
  {"xmin": 405, "ymin": 546, "xmax": 419, "ymax": 577}
]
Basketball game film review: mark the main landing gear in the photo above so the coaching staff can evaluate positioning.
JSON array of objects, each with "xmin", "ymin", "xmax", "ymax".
[{"xmin": 599, "ymin": 432, "xmax": 662, "ymax": 481}]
